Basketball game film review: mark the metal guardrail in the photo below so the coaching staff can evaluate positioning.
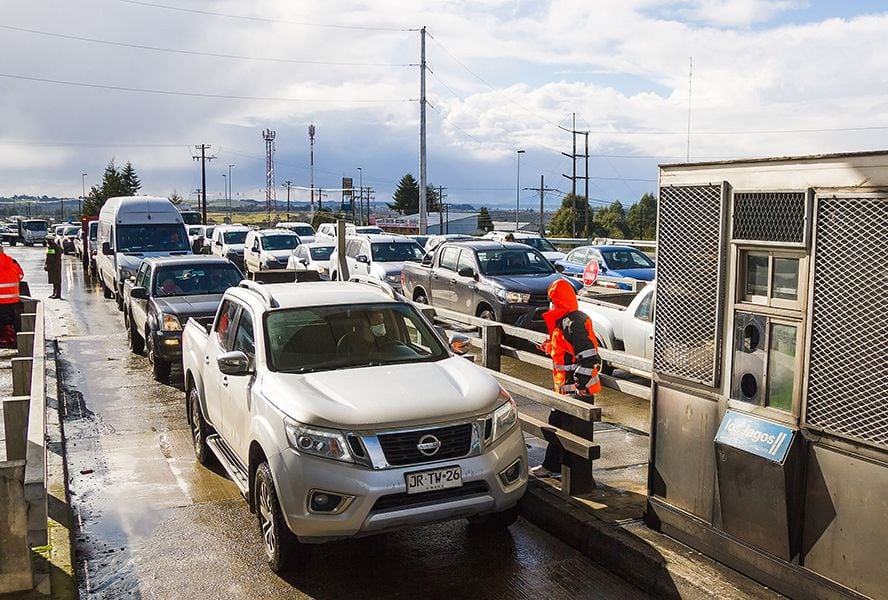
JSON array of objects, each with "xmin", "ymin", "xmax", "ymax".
[{"xmin": 416, "ymin": 301, "xmax": 652, "ymax": 494}]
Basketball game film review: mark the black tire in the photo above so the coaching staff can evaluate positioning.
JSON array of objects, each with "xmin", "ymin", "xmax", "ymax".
[
  {"xmin": 147, "ymin": 331, "xmax": 171, "ymax": 382},
  {"xmin": 127, "ymin": 313, "xmax": 144, "ymax": 354},
  {"xmin": 596, "ymin": 337, "xmax": 615, "ymax": 376},
  {"xmin": 10, "ymin": 240, "xmax": 15, "ymax": 246},
  {"xmin": 414, "ymin": 289, "xmax": 428, "ymax": 305},
  {"xmin": 102, "ymin": 279, "xmax": 113, "ymax": 299},
  {"xmin": 188, "ymin": 385, "xmax": 213, "ymax": 466},
  {"xmin": 255, "ymin": 462, "xmax": 310, "ymax": 573},
  {"xmin": 467, "ymin": 505, "xmax": 519, "ymax": 531},
  {"xmin": 115, "ymin": 287, "xmax": 125, "ymax": 312},
  {"xmin": 478, "ymin": 305, "xmax": 497, "ymax": 322}
]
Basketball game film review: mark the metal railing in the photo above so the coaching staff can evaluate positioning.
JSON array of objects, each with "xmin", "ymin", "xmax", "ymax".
[{"xmin": 416, "ymin": 301, "xmax": 651, "ymax": 495}]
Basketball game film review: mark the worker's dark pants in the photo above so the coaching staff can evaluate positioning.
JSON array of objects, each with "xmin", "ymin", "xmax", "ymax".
[{"xmin": 541, "ymin": 394, "xmax": 594, "ymax": 472}]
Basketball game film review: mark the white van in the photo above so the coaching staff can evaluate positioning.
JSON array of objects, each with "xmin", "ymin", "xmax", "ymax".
[
  {"xmin": 274, "ymin": 221, "xmax": 316, "ymax": 243},
  {"xmin": 96, "ymin": 196, "xmax": 191, "ymax": 309},
  {"xmin": 243, "ymin": 229, "xmax": 300, "ymax": 274}
]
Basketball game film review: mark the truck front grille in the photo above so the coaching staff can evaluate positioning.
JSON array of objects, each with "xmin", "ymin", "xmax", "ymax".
[
  {"xmin": 372, "ymin": 481, "xmax": 488, "ymax": 512},
  {"xmin": 377, "ymin": 423, "xmax": 473, "ymax": 467}
]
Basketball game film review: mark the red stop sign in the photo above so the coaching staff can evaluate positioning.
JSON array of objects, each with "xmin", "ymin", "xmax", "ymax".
[{"xmin": 582, "ymin": 260, "xmax": 600, "ymax": 286}]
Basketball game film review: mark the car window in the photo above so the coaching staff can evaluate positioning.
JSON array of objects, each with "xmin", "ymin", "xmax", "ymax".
[
  {"xmin": 155, "ymin": 264, "xmax": 242, "ymax": 296},
  {"xmin": 569, "ymin": 248, "xmax": 588, "ymax": 265},
  {"xmin": 261, "ymin": 234, "xmax": 298, "ymax": 250},
  {"xmin": 476, "ymin": 248, "xmax": 554, "ymax": 275},
  {"xmin": 223, "ymin": 230, "xmax": 248, "ymax": 245},
  {"xmin": 266, "ymin": 303, "xmax": 447, "ymax": 373},
  {"xmin": 116, "ymin": 224, "xmax": 190, "ymax": 253},
  {"xmin": 251, "ymin": 236, "xmax": 260, "ymax": 251},
  {"xmin": 135, "ymin": 264, "xmax": 148, "ymax": 288},
  {"xmin": 636, "ymin": 292, "xmax": 654, "ymax": 322},
  {"xmin": 520, "ymin": 237, "xmax": 557, "ymax": 252},
  {"xmin": 232, "ymin": 310, "xmax": 255, "ymax": 360},
  {"xmin": 214, "ymin": 300, "xmax": 240, "ymax": 351},
  {"xmin": 310, "ymin": 246, "xmax": 334, "ymax": 261},
  {"xmin": 600, "ymin": 249, "xmax": 655, "ymax": 269},
  {"xmin": 346, "ymin": 239, "xmax": 361, "ymax": 258},
  {"xmin": 370, "ymin": 242, "xmax": 424, "ymax": 262},
  {"xmin": 439, "ymin": 247, "xmax": 460, "ymax": 271},
  {"xmin": 457, "ymin": 249, "xmax": 475, "ymax": 272}
]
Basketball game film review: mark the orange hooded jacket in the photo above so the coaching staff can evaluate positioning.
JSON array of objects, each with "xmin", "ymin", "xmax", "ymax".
[{"xmin": 541, "ymin": 279, "xmax": 601, "ymax": 396}]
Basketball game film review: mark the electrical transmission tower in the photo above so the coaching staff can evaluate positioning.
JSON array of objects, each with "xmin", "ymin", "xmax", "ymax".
[
  {"xmin": 308, "ymin": 124, "xmax": 316, "ymax": 213},
  {"xmin": 262, "ymin": 129, "xmax": 276, "ymax": 224},
  {"xmin": 192, "ymin": 144, "xmax": 216, "ymax": 225},
  {"xmin": 560, "ymin": 113, "xmax": 590, "ymax": 237}
]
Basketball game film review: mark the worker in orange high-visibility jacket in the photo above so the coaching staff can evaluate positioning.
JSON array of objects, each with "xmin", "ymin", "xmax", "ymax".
[
  {"xmin": 0, "ymin": 245, "xmax": 24, "ymax": 348},
  {"xmin": 530, "ymin": 278, "xmax": 601, "ymax": 477}
]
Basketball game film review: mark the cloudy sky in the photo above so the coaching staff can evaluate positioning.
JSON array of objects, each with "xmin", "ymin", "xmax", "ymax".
[{"xmin": 2, "ymin": 0, "xmax": 887, "ymax": 211}]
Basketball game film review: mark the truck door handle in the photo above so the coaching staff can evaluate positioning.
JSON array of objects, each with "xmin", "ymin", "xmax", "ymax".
[
  {"xmin": 204, "ymin": 356, "xmax": 210, "ymax": 365},
  {"xmin": 450, "ymin": 278, "xmax": 457, "ymax": 284},
  {"xmin": 221, "ymin": 376, "xmax": 229, "ymax": 387},
  {"xmin": 432, "ymin": 273, "xmax": 439, "ymax": 280}
]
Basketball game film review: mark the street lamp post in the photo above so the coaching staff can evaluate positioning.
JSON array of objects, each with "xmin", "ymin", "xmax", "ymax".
[
  {"xmin": 357, "ymin": 167, "xmax": 363, "ymax": 225},
  {"xmin": 222, "ymin": 173, "xmax": 227, "ymax": 220},
  {"xmin": 515, "ymin": 150, "xmax": 525, "ymax": 233},
  {"xmin": 227, "ymin": 164, "xmax": 234, "ymax": 220},
  {"xmin": 81, "ymin": 173, "xmax": 87, "ymax": 218}
]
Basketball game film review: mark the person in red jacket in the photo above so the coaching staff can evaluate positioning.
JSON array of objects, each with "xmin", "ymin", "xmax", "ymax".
[
  {"xmin": 0, "ymin": 245, "xmax": 24, "ymax": 348},
  {"xmin": 530, "ymin": 278, "xmax": 602, "ymax": 477}
]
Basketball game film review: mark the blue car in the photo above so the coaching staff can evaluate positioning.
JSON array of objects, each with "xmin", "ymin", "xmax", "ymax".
[{"xmin": 555, "ymin": 245, "xmax": 655, "ymax": 289}]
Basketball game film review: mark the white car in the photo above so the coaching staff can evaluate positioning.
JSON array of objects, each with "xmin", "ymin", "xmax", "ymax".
[
  {"xmin": 182, "ymin": 280, "xmax": 527, "ymax": 572},
  {"xmin": 275, "ymin": 222, "xmax": 316, "ymax": 244},
  {"xmin": 315, "ymin": 222, "xmax": 356, "ymax": 242},
  {"xmin": 210, "ymin": 225, "xmax": 250, "ymax": 270},
  {"xmin": 329, "ymin": 234, "xmax": 425, "ymax": 291},
  {"xmin": 286, "ymin": 242, "xmax": 335, "ymax": 280},
  {"xmin": 483, "ymin": 232, "xmax": 565, "ymax": 263},
  {"xmin": 243, "ymin": 229, "xmax": 301, "ymax": 274},
  {"xmin": 425, "ymin": 234, "xmax": 474, "ymax": 254}
]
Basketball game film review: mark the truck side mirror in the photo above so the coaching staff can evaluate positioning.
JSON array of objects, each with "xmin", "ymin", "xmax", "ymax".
[
  {"xmin": 102, "ymin": 241, "xmax": 113, "ymax": 255},
  {"xmin": 457, "ymin": 266, "xmax": 475, "ymax": 278},
  {"xmin": 217, "ymin": 350, "xmax": 253, "ymax": 376},
  {"xmin": 448, "ymin": 333, "xmax": 471, "ymax": 355},
  {"xmin": 356, "ymin": 254, "xmax": 370, "ymax": 264},
  {"xmin": 554, "ymin": 263, "xmax": 565, "ymax": 273},
  {"xmin": 130, "ymin": 287, "xmax": 148, "ymax": 300}
]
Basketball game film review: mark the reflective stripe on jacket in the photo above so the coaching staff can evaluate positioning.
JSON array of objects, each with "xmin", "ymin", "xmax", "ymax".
[
  {"xmin": 0, "ymin": 255, "xmax": 23, "ymax": 305},
  {"xmin": 542, "ymin": 279, "xmax": 602, "ymax": 396}
]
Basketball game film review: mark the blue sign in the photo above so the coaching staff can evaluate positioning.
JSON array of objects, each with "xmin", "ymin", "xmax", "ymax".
[{"xmin": 715, "ymin": 410, "xmax": 795, "ymax": 464}]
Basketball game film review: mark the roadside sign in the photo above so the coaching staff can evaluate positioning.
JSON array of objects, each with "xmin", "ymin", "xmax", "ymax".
[
  {"xmin": 582, "ymin": 260, "xmax": 600, "ymax": 286},
  {"xmin": 714, "ymin": 410, "xmax": 795, "ymax": 464}
]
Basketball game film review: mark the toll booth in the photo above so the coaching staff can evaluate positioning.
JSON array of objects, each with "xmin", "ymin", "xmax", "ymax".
[{"xmin": 646, "ymin": 151, "xmax": 888, "ymax": 600}]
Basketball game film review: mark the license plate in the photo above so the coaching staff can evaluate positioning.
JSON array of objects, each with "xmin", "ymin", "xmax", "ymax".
[{"xmin": 405, "ymin": 465, "xmax": 462, "ymax": 495}]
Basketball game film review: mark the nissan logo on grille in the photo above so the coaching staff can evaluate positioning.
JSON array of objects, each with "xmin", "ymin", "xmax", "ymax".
[{"xmin": 416, "ymin": 434, "xmax": 442, "ymax": 456}]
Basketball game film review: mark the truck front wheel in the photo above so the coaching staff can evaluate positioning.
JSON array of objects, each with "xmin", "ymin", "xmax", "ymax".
[
  {"xmin": 127, "ymin": 313, "xmax": 144, "ymax": 354},
  {"xmin": 255, "ymin": 462, "xmax": 310, "ymax": 573},
  {"xmin": 147, "ymin": 331, "xmax": 171, "ymax": 382}
]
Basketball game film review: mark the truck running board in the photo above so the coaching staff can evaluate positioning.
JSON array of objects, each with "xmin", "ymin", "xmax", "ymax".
[{"xmin": 206, "ymin": 434, "xmax": 249, "ymax": 497}]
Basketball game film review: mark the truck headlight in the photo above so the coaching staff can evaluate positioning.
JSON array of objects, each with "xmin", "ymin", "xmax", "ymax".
[
  {"xmin": 384, "ymin": 274, "xmax": 400, "ymax": 283},
  {"xmin": 285, "ymin": 418, "xmax": 353, "ymax": 463},
  {"xmin": 485, "ymin": 388, "xmax": 518, "ymax": 446},
  {"xmin": 495, "ymin": 289, "xmax": 531, "ymax": 304},
  {"xmin": 119, "ymin": 266, "xmax": 137, "ymax": 281},
  {"xmin": 161, "ymin": 314, "xmax": 182, "ymax": 331}
]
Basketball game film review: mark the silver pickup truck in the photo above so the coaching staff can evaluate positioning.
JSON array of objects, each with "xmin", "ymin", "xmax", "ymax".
[
  {"xmin": 181, "ymin": 279, "xmax": 528, "ymax": 572},
  {"xmin": 577, "ymin": 282, "xmax": 655, "ymax": 376}
]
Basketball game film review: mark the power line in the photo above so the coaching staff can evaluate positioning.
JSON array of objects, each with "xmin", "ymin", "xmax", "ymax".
[
  {"xmin": 0, "ymin": 72, "xmax": 413, "ymax": 103},
  {"xmin": 116, "ymin": 0, "xmax": 418, "ymax": 32},
  {"xmin": 0, "ymin": 24, "xmax": 414, "ymax": 67}
]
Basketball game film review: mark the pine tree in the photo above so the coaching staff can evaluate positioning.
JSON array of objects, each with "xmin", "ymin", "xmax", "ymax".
[
  {"xmin": 548, "ymin": 194, "xmax": 603, "ymax": 238},
  {"xmin": 388, "ymin": 173, "xmax": 419, "ymax": 215},
  {"xmin": 120, "ymin": 161, "xmax": 142, "ymax": 195},
  {"xmin": 80, "ymin": 159, "xmax": 135, "ymax": 216},
  {"xmin": 168, "ymin": 190, "xmax": 184, "ymax": 205},
  {"xmin": 627, "ymin": 192, "xmax": 657, "ymax": 239},
  {"xmin": 477, "ymin": 207, "xmax": 494, "ymax": 232}
]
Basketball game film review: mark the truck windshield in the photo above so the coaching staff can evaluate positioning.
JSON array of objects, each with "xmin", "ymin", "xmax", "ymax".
[
  {"xmin": 371, "ymin": 242, "xmax": 425, "ymax": 262},
  {"xmin": 116, "ymin": 224, "xmax": 190, "ymax": 253},
  {"xmin": 600, "ymin": 249, "xmax": 655, "ymax": 269},
  {"xmin": 287, "ymin": 225, "xmax": 314, "ymax": 237},
  {"xmin": 477, "ymin": 248, "xmax": 554, "ymax": 275},
  {"xmin": 261, "ymin": 235, "xmax": 299, "ymax": 250},
  {"xmin": 180, "ymin": 212, "xmax": 202, "ymax": 225},
  {"xmin": 24, "ymin": 221, "xmax": 48, "ymax": 231},
  {"xmin": 88, "ymin": 222, "xmax": 98, "ymax": 240},
  {"xmin": 63, "ymin": 226, "xmax": 80, "ymax": 236},
  {"xmin": 223, "ymin": 231, "xmax": 248, "ymax": 245},
  {"xmin": 309, "ymin": 246, "xmax": 334, "ymax": 261},
  {"xmin": 520, "ymin": 237, "xmax": 558, "ymax": 252},
  {"xmin": 154, "ymin": 264, "xmax": 243, "ymax": 297},
  {"xmin": 265, "ymin": 303, "xmax": 448, "ymax": 373}
]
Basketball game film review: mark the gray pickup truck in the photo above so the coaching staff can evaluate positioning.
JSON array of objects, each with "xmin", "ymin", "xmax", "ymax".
[
  {"xmin": 401, "ymin": 239, "xmax": 582, "ymax": 330},
  {"xmin": 576, "ymin": 282, "xmax": 655, "ymax": 375},
  {"xmin": 123, "ymin": 255, "xmax": 243, "ymax": 381}
]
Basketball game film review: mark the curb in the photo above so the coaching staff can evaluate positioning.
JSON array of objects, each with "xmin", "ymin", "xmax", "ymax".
[{"xmin": 518, "ymin": 481, "xmax": 781, "ymax": 599}]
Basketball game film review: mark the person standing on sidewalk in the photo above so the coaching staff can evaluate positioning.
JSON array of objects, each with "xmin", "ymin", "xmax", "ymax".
[
  {"xmin": 45, "ymin": 236, "xmax": 63, "ymax": 299},
  {"xmin": 0, "ymin": 245, "xmax": 24, "ymax": 348},
  {"xmin": 530, "ymin": 278, "xmax": 602, "ymax": 477}
]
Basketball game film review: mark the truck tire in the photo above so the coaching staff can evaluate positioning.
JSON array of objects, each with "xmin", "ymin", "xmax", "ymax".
[
  {"xmin": 102, "ymin": 279, "xmax": 113, "ymax": 299},
  {"xmin": 413, "ymin": 289, "xmax": 428, "ymax": 305},
  {"xmin": 127, "ymin": 313, "xmax": 144, "ymax": 355},
  {"xmin": 477, "ymin": 304, "xmax": 497, "ymax": 322},
  {"xmin": 255, "ymin": 462, "xmax": 310, "ymax": 573},
  {"xmin": 596, "ymin": 337, "xmax": 615, "ymax": 376},
  {"xmin": 115, "ymin": 287, "xmax": 125, "ymax": 312},
  {"xmin": 10, "ymin": 240, "xmax": 15, "ymax": 246},
  {"xmin": 467, "ymin": 505, "xmax": 519, "ymax": 531},
  {"xmin": 188, "ymin": 386, "xmax": 214, "ymax": 466},
  {"xmin": 147, "ymin": 331, "xmax": 172, "ymax": 382}
]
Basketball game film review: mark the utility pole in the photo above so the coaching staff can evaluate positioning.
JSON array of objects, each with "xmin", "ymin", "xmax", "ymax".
[
  {"xmin": 419, "ymin": 26, "xmax": 428, "ymax": 234},
  {"xmin": 515, "ymin": 150, "xmax": 525, "ymax": 232},
  {"xmin": 560, "ymin": 114, "xmax": 589, "ymax": 238},
  {"xmin": 80, "ymin": 172, "xmax": 87, "ymax": 218},
  {"xmin": 525, "ymin": 176, "xmax": 557, "ymax": 237},
  {"xmin": 282, "ymin": 180, "xmax": 293, "ymax": 221},
  {"xmin": 437, "ymin": 186, "xmax": 447, "ymax": 233},
  {"xmin": 228, "ymin": 164, "xmax": 234, "ymax": 221},
  {"xmin": 584, "ymin": 131, "xmax": 590, "ymax": 238},
  {"xmin": 193, "ymin": 144, "xmax": 216, "ymax": 225}
]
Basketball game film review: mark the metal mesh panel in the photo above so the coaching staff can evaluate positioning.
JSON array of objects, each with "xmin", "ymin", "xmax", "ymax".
[
  {"xmin": 806, "ymin": 197, "xmax": 888, "ymax": 447},
  {"xmin": 733, "ymin": 192, "xmax": 806, "ymax": 243},
  {"xmin": 654, "ymin": 184, "xmax": 725, "ymax": 386}
]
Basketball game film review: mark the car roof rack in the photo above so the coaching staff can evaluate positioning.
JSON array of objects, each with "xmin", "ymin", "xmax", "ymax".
[
  {"xmin": 237, "ymin": 280, "xmax": 279, "ymax": 308},
  {"xmin": 348, "ymin": 274, "xmax": 405, "ymax": 302}
]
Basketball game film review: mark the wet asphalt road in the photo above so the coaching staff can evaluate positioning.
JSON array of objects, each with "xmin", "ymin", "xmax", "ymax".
[{"xmin": 14, "ymin": 244, "xmax": 651, "ymax": 600}]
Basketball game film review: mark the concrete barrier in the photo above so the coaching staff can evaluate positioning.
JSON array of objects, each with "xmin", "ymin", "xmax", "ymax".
[{"xmin": 0, "ymin": 461, "xmax": 32, "ymax": 593}]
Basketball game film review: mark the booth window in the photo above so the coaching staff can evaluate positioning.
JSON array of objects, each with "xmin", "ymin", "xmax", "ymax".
[
  {"xmin": 739, "ymin": 250, "xmax": 803, "ymax": 309},
  {"xmin": 766, "ymin": 323, "xmax": 797, "ymax": 412}
]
